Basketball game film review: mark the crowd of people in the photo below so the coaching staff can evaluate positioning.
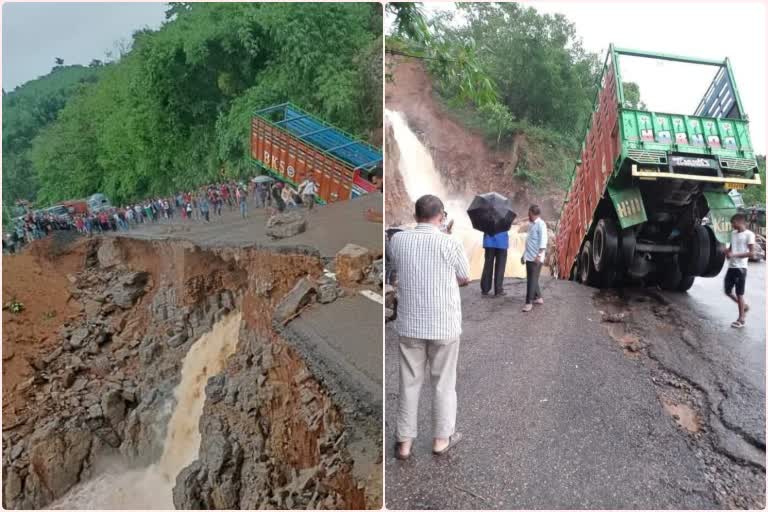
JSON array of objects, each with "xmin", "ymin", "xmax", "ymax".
[{"xmin": 3, "ymin": 176, "xmax": 320, "ymax": 254}]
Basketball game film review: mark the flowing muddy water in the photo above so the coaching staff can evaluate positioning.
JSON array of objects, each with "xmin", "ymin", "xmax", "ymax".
[
  {"xmin": 385, "ymin": 110, "xmax": 526, "ymax": 279},
  {"xmin": 49, "ymin": 312, "xmax": 242, "ymax": 509}
]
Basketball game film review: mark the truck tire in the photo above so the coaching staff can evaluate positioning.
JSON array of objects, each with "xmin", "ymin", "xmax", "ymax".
[
  {"xmin": 701, "ymin": 225, "xmax": 726, "ymax": 278},
  {"xmin": 677, "ymin": 275, "xmax": 696, "ymax": 292},
  {"xmin": 580, "ymin": 241, "xmax": 598, "ymax": 286},
  {"xmin": 593, "ymin": 218, "xmax": 619, "ymax": 272},
  {"xmin": 681, "ymin": 225, "xmax": 710, "ymax": 276},
  {"xmin": 620, "ymin": 228, "xmax": 637, "ymax": 268},
  {"xmin": 659, "ymin": 259, "xmax": 683, "ymax": 291}
]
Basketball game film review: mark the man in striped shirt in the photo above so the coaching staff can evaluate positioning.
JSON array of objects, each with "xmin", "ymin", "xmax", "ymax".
[{"xmin": 388, "ymin": 194, "xmax": 470, "ymax": 459}]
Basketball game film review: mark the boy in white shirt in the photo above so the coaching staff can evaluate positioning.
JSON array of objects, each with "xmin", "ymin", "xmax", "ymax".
[{"xmin": 724, "ymin": 213, "xmax": 756, "ymax": 328}]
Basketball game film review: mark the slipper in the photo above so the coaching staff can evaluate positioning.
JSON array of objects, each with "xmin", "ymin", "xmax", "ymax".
[
  {"xmin": 731, "ymin": 320, "xmax": 745, "ymax": 329},
  {"xmin": 394, "ymin": 441, "xmax": 412, "ymax": 460},
  {"xmin": 433, "ymin": 432, "xmax": 463, "ymax": 455}
]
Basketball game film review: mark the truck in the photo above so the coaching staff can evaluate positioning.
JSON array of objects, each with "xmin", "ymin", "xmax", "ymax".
[
  {"xmin": 251, "ymin": 103, "xmax": 382, "ymax": 204},
  {"xmin": 554, "ymin": 46, "xmax": 762, "ymax": 291}
]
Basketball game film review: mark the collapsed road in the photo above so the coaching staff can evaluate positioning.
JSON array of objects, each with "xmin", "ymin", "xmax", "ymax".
[
  {"xmin": 2, "ymin": 195, "xmax": 383, "ymax": 509},
  {"xmin": 385, "ymin": 267, "xmax": 765, "ymax": 509}
]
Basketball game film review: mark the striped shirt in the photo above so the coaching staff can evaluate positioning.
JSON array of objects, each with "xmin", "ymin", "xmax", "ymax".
[
  {"xmin": 388, "ymin": 223, "xmax": 470, "ymax": 340},
  {"xmin": 524, "ymin": 217, "xmax": 548, "ymax": 262}
]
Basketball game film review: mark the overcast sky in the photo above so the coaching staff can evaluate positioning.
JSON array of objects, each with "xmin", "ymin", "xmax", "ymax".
[
  {"xmin": 2, "ymin": 2, "xmax": 167, "ymax": 91},
  {"xmin": 389, "ymin": 1, "xmax": 767, "ymax": 153}
]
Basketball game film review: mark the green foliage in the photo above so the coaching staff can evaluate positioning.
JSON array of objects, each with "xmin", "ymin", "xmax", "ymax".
[
  {"xmin": 2, "ymin": 65, "xmax": 103, "ymax": 209},
  {"xmin": 622, "ymin": 81, "xmax": 646, "ymax": 110},
  {"xmin": 8, "ymin": 3, "xmax": 381, "ymax": 206},
  {"xmin": 742, "ymin": 155, "xmax": 766, "ymax": 206}
]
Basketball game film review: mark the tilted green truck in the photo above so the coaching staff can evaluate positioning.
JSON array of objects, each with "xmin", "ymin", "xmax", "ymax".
[{"xmin": 554, "ymin": 45, "xmax": 762, "ymax": 291}]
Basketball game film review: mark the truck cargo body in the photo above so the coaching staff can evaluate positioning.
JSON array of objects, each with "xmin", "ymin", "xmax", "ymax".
[
  {"xmin": 554, "ymin": 46, "xmax": 761, "ymax": 291},
  {"xmin": 251, "ymin": 103, "xmax": 382, "ymax": 204}
]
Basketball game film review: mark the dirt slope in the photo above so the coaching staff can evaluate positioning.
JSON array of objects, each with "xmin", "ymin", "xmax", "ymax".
[{"xmin": 385, "ymin": 54, "xmax": 562, "ymax": 221}]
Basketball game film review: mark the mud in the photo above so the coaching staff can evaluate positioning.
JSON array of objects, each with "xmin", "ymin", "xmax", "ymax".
[{"xmin": 2, "ymin": 233, "xmax": 381, "ymax": 509}]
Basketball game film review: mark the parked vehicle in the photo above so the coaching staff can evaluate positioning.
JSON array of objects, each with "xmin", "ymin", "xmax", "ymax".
[
  {"xmin": 554, "ymin": 45, "xmax": 761, "ymax": 291},
  {"xmin": 251, "ymin": 103, "xmax": 382, "ymax": 203},
  {"xmin": 87, "ymin": 193, "xmax": 112, "ymax": 214}
]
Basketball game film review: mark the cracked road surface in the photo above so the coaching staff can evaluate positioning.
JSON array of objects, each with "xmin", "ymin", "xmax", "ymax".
[{"xmin": 385, "ymin": 269, "xmax": 765, "ymax": 509}]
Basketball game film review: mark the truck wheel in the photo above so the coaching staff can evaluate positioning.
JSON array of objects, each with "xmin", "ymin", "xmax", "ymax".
[
  {"xmin": 681, "ymin": 225, "xmax": 710, "ymax": 276},
  {"xmin": 580, "ymin": 241, "xmax": 598, "ymax": 286},
  {"xmin": 660, "ymin": 257, "xmax": 684, "ymax": 291},
  {"xmin": 677, "ymin": 275, "xmax": 696, "ymax": 292},
  {"xmin": 593, "ymin": 218, "xmax": 619, "ymax": 272},
  {"xmin": 620, "ymin": 228, "xmax": 637, "ymax": 268},
  {"xmin": 701, "ymin": 225, "xmax": 726, "ymax": 278}
]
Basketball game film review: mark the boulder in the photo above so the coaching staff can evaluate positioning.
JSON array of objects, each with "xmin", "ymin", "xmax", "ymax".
[
  {"xmin": 107, "ymin": 271, "xmax": 149, "ymax": 308},
  {"xmin": 96, "ymin": 238, "xmax": 123, "ymax": 268},
  {"xmin": 101, "ymin": 389, "xmax": 127, "ymax": 429},
  {"xmin": 266, "ymin": 211, "xmax": 307, "ymax": 239},
  {"xmin": 69, "ymin": 327, "xmax": 90, "ymax": 349},
  {"xmin": 335, "ymin": 244, "xmax": 373, "ymax": 286},
  {"xmin": 25, "ymin": 429, "xmax": 93, "ymax": 508},
  {"xmin": 273, "ymin": 277, "xmax": 316, "ymax": 325}
]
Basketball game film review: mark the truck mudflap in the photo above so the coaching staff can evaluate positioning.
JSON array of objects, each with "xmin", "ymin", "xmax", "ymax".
[
  {"xmin": 703, "ymin": 191, "xmax": 738, "ymax": 244},
  {"xmin": 607, "ymin": 185, "xmax": 647, "ymax": 229}
]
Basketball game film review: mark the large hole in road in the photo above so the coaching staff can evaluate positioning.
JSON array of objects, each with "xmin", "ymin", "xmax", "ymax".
[{"xmin": 3, "ymin": 233, "xmax": 381, "ymax": 509}]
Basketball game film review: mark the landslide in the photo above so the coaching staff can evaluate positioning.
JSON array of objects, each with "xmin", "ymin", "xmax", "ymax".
[
  {"xmin": 2, "ymin": 234, "xmax": 380, "ymax": 509},
  {"xmin": 385, "ymin": 54, "xmax": 569, "ymax": 224}
]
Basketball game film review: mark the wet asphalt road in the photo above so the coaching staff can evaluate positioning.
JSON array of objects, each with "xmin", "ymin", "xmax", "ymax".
[
  {"xmin": 385, "ymin": 273, "xmax": 765, "ymax": 509},
  {"xmin": 673, "ymin": 262, "xmax": 765, "ymax": 390}
]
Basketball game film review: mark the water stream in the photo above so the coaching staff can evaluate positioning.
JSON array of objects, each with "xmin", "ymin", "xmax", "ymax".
[
  {"xmin": 49, "ymin": 311, "xmax": 242, "ymax": 509},
  {"xmin": 385, "ymin": 110, "xmax": 526, "ymax": 279}
]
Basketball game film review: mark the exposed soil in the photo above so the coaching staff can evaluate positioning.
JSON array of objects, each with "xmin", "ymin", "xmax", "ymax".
[
  {"xmin": 384, "ymin": 54, "xmax": 563, "ymax": 224},
  {"xmin": 2, "ymin": 232, "xmax": 382, "ymax": 509}
]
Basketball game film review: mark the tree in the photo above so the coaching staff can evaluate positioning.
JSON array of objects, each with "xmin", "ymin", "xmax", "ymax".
[{"xmin": 622, "ymin": 81, "xmax": 647, "ymax": 110}]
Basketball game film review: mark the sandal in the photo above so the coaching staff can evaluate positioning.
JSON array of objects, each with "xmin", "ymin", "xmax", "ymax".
[
  {"xmin": 731, "ymin": 320, "xmax": 745, "ymax": 329},
  {"xmin": 394, "ymin": 441, "xmax": 412, "ymax": 460},
  {"xmin": 433, "ymin": 432, "xmax": 463, "ymax": 455}
]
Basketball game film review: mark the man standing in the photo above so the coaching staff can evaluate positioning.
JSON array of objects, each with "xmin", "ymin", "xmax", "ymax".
[
  {"xmin": 480, "ymin": 230, "xmax": 508, "ymax": 297},
  {"xmin": 388, "ymin": 194, "xmax": 470, "ymax": 459},
  {"xmin": 522, "ymin": 205, "xmax": 547, "ymax": 312},
  {"xmin": 298, "ymin": 177, "xmax": 318, "ymax": 211},
  {"xmin": 724, "ymin": 213, "xmax": 755, "ymax": 328}
]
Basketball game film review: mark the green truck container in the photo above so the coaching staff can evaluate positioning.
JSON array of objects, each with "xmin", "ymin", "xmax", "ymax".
[{"xmin": 554, "ymin": 45, "xmax": 761, "ymax": 291}]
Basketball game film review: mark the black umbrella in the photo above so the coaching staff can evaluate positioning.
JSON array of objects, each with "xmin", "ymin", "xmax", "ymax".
[{"xmin": 466, "ymin": 192, "xmax": 517, "ymax": 235}]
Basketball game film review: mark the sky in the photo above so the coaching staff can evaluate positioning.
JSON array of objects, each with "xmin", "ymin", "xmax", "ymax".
[
  {"xmin": 2, "ymin": 2, "xmax": 167, "ymax": 91},
  {"xmin": 388, "ymin": 1, "xmax": 767, "ymax": 154}
]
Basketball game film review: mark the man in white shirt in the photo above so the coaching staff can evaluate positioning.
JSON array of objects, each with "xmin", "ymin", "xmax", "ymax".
[
  {"xmin": 388, "ymin": 194, "xmax": 470, "ymax": 459},
  {"xmin": 298, "ymin": 177, "xmax": 318, "ymax": 211},
  {"xmin": 724, "ymin": 213, "xmax": 756, "ymax": 328},
  {"xmin": 522, "ymin": 205, "xmax": 548, "ymax": 312}
]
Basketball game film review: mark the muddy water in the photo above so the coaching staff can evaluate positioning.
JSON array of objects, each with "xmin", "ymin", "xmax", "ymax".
[
  {"xmin": 49, "ymin": 312, "xmax": 242, "ymax": 509},
  {"xmin": 385, "ymin": 110, "xmax": 526, "ymax": 278}
]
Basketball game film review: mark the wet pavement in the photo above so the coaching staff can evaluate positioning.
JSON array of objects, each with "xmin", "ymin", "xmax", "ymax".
[{"xmin": 385, "ymin": 273, "xmax": 765, "ymax": 509}]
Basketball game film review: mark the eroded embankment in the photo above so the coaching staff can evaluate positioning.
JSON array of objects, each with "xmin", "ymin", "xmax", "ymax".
[{"xmin": 2, "ymin": 235, "xmax": 380, "ymax": 509}]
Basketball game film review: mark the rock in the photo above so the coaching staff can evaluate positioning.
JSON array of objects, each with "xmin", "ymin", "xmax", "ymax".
[
  {"xmin": 4, "ymin": 467, "xmax": 23, "ymax": 503},
  {"xmin": 206, "ymin": 375, "xmax": 227, "ymax": 404},
  {"xmin": 266, "ymin": 211, "xmax": 307, "ymax": 239},
  {"xmin": 62, "ymin": 368, "xmax": 77, "ymax": 388},
  {"xmin": 87, "ymin": 403, "xmax": 103, "ymax": 419},
  {"xmin": 101, "ymin": 389, "xmax": 126, "ymax": 429},
  {"xmin": 10, "ymin": 441, "xmax": 24, "ymax": 460},
  {"xmin": 167, "ymin": 331, "xmax": 189, "ymax": 348},
  {"xmin": 42, "ymin": 346, "xmax": 64, "ymax": 365},
  {"xmin": 107, "ymin": 271, "xmax": 149, "ymax": 308},
  {"xmin": 335, "ymin": 244, "xmax": 373, "ymax": 286},
  {"xmin": 173, "ymin": 461, "xmax": 204, "ymax": 509},
  {"xmin": 25, "ymin": 429, "xmax": 93, "ymax": 508},
  {"xmin": 140, "ymin": 342, "xmax": 161, "ymax": 365},
  {"xmin": 69, "ymin": 327, "xmax": 90, "ymax": 349},
  {"xmin": 363, "ymin": 258, "xmax": 383, "ymax": 287},
  {"xmin": 317, "ymin": 283, "xmax": 339, "ymax": 304},
  {"xmin": 97, "ymin": 238, "xmax": 123, "ymax": 268},
  {"xmin": 273, "ymin": 277, "xmax": 316, "ymax": 325}
]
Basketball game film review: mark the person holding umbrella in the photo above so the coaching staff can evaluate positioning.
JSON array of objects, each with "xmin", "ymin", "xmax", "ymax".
[
  {"xmin": 522, "ymin": 204, "xmax": 547, "ymax": 312},
  {"xmin": 481, "ymin": 230, "xmax": 508, "ymax": 297}
]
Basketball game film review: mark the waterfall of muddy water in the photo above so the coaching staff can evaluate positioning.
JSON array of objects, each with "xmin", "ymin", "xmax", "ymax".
[
  {"xmin": 49, "ymin": 312, "xmax": 242, "ymax": 510},
  {"xmin": 386, "ymin": 110, "xmax": 526, "ymax": 279}
]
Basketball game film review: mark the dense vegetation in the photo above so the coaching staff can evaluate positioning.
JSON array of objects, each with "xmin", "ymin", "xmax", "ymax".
[{"xmin": 3, "ymin": 2, "xmax": 382, "ymax": 209}]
